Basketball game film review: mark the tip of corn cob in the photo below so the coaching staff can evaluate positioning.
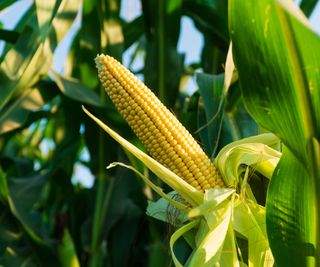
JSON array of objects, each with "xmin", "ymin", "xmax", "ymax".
[
  {"xmin": 95, "ymin": 53, "xmax": 225, "ymax": 191},
  {"xmin": 95, "ymin": 54, "xmax": 105, "ymax": 71}
]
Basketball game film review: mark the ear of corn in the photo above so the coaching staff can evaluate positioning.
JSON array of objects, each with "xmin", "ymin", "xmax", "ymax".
[{"xmin": 95, "ymin": 54, "xmax": 225, "ymax": 191}]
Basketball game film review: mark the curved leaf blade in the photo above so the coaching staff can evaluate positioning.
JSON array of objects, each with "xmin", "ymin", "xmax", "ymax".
[
  {"xmin": 229, "ymin": 0, "xmax": 320, "ymax": 265},
  {"xmin": 229, "ymin": 0, "xmax": 319, "ymax": 163},
  {"xmin": 266, "ymin": 147, "xmax": 316, "ymax": 267}
]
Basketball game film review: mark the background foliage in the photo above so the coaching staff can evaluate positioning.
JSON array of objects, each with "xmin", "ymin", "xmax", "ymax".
[{"xmin": 0, "ymin": 0, "xmax": 319, "ymax": 266}]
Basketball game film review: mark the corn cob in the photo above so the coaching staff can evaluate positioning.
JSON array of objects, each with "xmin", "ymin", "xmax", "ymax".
[{"xmin": 95, "ymin": 54, "xmax": 225, "ymax": 191}]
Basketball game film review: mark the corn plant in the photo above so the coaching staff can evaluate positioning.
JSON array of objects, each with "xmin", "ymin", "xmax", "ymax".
[
  {"xmin": 84, "ymin": 0, "xmax": 320, "ymax": 266},
  {"xmin": 0, "ymin": 0, "xmax": 319, "ymax": 266},
  {"xmin": 84, "ymin": 53, "xmax": 281, "ymax": 265}
]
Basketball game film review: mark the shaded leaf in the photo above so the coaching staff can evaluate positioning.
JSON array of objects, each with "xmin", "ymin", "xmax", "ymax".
[
  {"xmin": 53, "ymin": 72, "xmax": 105, "ymax": 107},
  {"xmin": 0, "ymin": 0, "xmax": 17, "ymax": 10},
  {"xmin": 300, "ymin": 0, "xmax": 319, "ymax": 17},
  {"xmin": 0, "ymin": 29, "xmax": 19, "ymax": 44},
  {"xmin": 183, "ymin": 0, "xmax": 229, "ymax": 48},
  {"xmin": 142, "ymin": 0, "xmax": 184, "ymax": 107},
  {"xmin": 197, "ymin": 73, "xmax": 235, "ymax": 157},
  {"xmin": 123, "ymin": 15, "xmax": 144, "ymax": 50},
  {"xmin": 109, "ymin": 200, "xmax": 142, "ymax": 267},
  {"xmin": 8, "ymin": 172, "xmax": 48, "ymax": 242}
]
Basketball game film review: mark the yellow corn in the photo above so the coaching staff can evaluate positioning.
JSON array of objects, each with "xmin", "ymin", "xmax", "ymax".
[{"xmin": 95, "ymin": 54, "xmax": 225, "ymax": 191}]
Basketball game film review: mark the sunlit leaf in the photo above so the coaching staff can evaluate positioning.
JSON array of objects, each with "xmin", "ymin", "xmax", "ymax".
[
  {"xmin": 0, "ymin": 167, "xmax": 9, "ymax": 202},
  {"xmin": 58, "ymin": 229, "xmax": 80, "ymax": 267},
  {"xmin": 0, "ymin": 27, "xmax": 52, "ymax": 110},
  {"xmin": 229, "ymin": 0, "xmax": 320, "ymax": 265},
  {"xmin": 35, "ymin": 0, "xmax": 61, "ymax": 41},
  {"xmin": 234, "ymin": 201, "xmax": 274, "ymax": 267},
  {"xmin": 51, "ymin": 0, "xmax": 81, "ymax": 47},
  {"xmin": 0, "ymin": 84, "xmax": 58, "ymax": 134},
  {"xmin": 188, "ymin": 200, "xmax": 232, "ymax": 266},
  {"xmin": 216, "ymin": 134, "xmax": 280, "ymax": 186},
  {"xmin": 230, "ymin": 0, "xmax": 319, "ymax": 164}
]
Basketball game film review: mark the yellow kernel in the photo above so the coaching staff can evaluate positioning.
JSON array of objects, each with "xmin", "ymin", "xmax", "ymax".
[{"xmin": 95, "ymin": 54, "xmax": 225, "ymax": 192}]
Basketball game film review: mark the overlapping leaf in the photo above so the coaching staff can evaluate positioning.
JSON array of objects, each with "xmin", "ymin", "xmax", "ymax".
[{"xmin": 229, "ymin": 0, "xmax": 320, "ymax": 265}]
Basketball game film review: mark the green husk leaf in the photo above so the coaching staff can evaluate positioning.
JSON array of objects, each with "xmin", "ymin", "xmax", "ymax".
[
  {"xmin": 216, "ymin": 134, "xmax": 281, "ymax": 186},
  {"xmin": 188, "ymin": 188, "xmax": 235, "ymax": 218},
  {"xmin": 187, "ymin": 200, "xmax": 233, "ymax": 266},
  {"xmin": 146, "ymin": 191, "xmax": 189, "ymax": 224},
  {"xmin": 234, "ymin": 201, "xmax": 274, "ymax": 267},
  {"xmin": 82, "ymin": 106, "xmax": 203, "ymax": 207},
  {"xmin": 170, "ymin": 219, "xmax": 200, "ymax": 267},
  {"xmin": 108, "ymin": 162, "xmax": 188, "ymax": 212}
]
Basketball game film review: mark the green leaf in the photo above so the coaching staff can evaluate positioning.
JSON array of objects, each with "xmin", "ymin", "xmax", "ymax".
[
  {"xmin": 110, "ymin": 162, "xmax": 188, "ymax": 211},
  {"xmin": 57, "ymin": 229, "xmax": 80, "ymax": 267},
  {"xmin": 0, "ymin": 167, "xmax": 9, "ymax": 202},
  {"xmin": 82, "ymin": 106, "xmax": 203, "ymax": 207},
  {"xmin": 300, "ymin": 0, "xmax": 319, "ymax": 17},
  {"xmin": 8, "ymin": 172, "xmax": 48, "ymax": 243},
  {"xmin": 123, "ymin": 16, "xmax": 144, "ymax": 50},
  {"xmin": 266, "ymin": 147, "xmax": 316, "ymax": 267},
  {"xmin": 0, "ymin": 0, "xmax": 17, "ymax": 10},
  {"xmin": 143, "ymin": 0, "xmax": 183, "ymax": 107},
  {"xmin": 234, "ymin": 201, "xmax": 274, "ymax": 267},
  {"xmin": 36, "ymin": 0, "xmax": 80, "ymax": 47},
  {"xmin": 109, "ymin": 200, "xmax": 142, "ymax": 267},
  {"xmin": 35, "ymin": 0, "xmax": 62, "ymax": 41},
  {"xmin": 188, "ymin": 188, "xmax": 235, "ymax": 218},
  {"xmin": 0, "ymin": 26, "xmax": 52, "ymax": 110},
  {"xmin": 146, "ymin": 191, "xmax": 189, "ymax": 223},
  {"xmin": 188, "ymin": 200, "xmax": 232, "ymax": 266},
  {"xmin": 53, "ymin": 72, "xmax": 105, "ymax": 107},
  {"xmin": 0, "ymin": 0, "xmax": 80, "ymax": 110},
  {"xmin": 197, "ymin": 73, "xmax": 235, "ymax": 157},
  {"xmin": 0, "ymin": 29, "xmax": 19, "ymax": 43},
  {"xmin": 229, "ymin": 0, "xmax": 320, "ymax": 265},
  {"xmin": 216, "ymin": 133, "xmax": 280, "ymax": 186},
  {"xmin": 170, "ymin": 219, "xmax": 199, "ymax": 267},
  {"xmin": 183, "ymin": 0, "xmax": 229, "ymax": 47},
  {"xmin": 230, "ymin": 0, "xmax": 319, "ymax": 164},
  {"xmin": 51, "ymin": 0, "xmax": 81, "ymax": 47},
  {"xmin": 0, "ymin": 83, "xmax": 59, "ymax": 134}
]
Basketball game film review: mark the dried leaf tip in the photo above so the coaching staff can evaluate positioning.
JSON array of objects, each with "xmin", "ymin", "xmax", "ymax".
[{"xmin": 95, "ymin": 54, "xmax": 225, "ymax": 191}]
